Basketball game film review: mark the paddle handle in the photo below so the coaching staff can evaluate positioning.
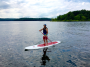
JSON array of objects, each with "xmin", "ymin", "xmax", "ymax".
[{"xmin": 40, "ymin": 31, "xmax": 52, "ymax": 42}]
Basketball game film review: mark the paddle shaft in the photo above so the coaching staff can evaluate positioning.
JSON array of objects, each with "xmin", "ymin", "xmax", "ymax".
[{"xmin": 40, "ymin": 31, "xmax": 52, "ymax": 42}]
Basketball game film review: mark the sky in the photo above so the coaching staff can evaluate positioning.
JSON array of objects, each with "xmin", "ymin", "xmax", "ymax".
[{"xmin": 0, "ymin": 0, "xmax": 90, "ymax": 18}]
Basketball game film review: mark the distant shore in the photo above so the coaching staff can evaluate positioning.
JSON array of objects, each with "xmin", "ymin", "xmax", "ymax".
[
  {"xmin": 0, "ymin": 18, "xmax": 51, "ymax": 21},
  {"xmin": 52, "ymin": 10, "xmax": 90, "ymax": 21},
  {"xmin": 51, "ymin": 20, "xmax": 90, "ymax": 22}
]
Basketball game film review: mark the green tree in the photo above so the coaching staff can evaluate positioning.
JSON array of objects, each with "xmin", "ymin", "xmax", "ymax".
[
  {"xmin": 74, "ymin": 15, "xmax": 80, "ymax": 20},
  {"xmin": 81, "ymin": 16, "xmax": 86, "ymax": 21},
  {"xmin": 69, "ymin": 13, "xmax": 74, "ymax": 20}
]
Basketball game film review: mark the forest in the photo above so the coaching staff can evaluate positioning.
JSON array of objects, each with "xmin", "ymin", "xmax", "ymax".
[
  {"xmin": 0, "ymin": 18, "xmax": 51, "ymax": 21},
  {"xmin": 52, "ymin": 10, "xmax": 90, "ymax": 21}
]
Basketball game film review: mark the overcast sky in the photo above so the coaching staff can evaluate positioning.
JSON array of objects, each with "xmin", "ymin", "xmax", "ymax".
[{"xmin": 0, "ymin": 0, "xmax": 90, "ymax": 18}]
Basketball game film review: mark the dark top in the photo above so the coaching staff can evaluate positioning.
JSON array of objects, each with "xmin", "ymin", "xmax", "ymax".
[{"xmin": 43, "ymin": 27, "xmax": 47, "ymax": 34}]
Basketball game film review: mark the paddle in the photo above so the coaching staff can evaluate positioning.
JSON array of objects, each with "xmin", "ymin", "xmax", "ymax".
[
  {"xmin": 40, "ymin": 31, "xmax": 52, "ymax": 42},
  {"xmin": 40, "ymin": 31, "xmax": 56, "ymax": 48}
]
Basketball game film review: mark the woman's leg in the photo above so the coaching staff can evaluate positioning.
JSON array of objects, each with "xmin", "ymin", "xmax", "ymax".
[
  {"xmin": 43, "ymin": 39, "xmax": 45, "ymax": 45},
  {"xmin": 43, "ymin": 36, "xmax": 45, "ymax": 45},
  {"xmin": 45, "ymin": 36, "xmax": 48, "ymax": 46},
  {"xmin": 46, "ymin": 40, "xmax": 48, "ymax": 46}
]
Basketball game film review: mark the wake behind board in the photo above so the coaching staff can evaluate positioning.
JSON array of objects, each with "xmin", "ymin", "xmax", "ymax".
[{"xmin": 25, "ymin": 41, "xmax": 61, "ymax": 50}]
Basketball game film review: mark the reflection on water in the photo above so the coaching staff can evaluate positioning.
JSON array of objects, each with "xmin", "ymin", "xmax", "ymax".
[
  {"xmin": 40, "ymin": 48, "xmax": 50, "ymax": 66},
  {"xmin": 0, "ymin": 21, "xmax": 90, "ymax": 67},
  {"xmin": 67, "ymin": 60, "xmax": 77, "ymax": 66}
]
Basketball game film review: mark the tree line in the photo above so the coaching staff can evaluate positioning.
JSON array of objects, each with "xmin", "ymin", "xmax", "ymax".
[
  {"xmin": 52, "ymin": 10, "xmax": 90, "ymax": 21},
  {"xmin": 0, "ymin": 18, "xmax": 51, "ymax": 21}
]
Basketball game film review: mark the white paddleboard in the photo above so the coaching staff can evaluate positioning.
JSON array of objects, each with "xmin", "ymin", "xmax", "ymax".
[{"xmin": 25, "ymin": 41, "xmax": 61, "ymax": 50}]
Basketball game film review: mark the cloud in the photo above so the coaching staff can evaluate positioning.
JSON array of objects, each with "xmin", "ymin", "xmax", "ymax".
[
  {"xmin": 0, "ymin": 0, "xmax": 10, "ymax": 9},
  {"xmin": 0, "ymin": 0, "xmax": 90, "ymax": 18}
]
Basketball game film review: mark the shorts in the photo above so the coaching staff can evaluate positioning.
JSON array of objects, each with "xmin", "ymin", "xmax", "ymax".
[{"xmin": 43, "ymin": 36, "xmax": 48, "ymax": 40}]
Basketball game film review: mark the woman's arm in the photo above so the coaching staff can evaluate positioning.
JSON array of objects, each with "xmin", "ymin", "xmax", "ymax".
[
  {"xmin": 46, "ymin": 28, "xmax": 48, "ymax": 35},
  {"xmin": 39, "ymin": 28, "xmax": 43, "ymax": 31}
]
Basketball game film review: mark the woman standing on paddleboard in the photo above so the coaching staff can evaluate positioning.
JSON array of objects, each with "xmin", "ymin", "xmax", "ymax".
[{"xmin": 39, "ymin": 24, "xmax": 48, "ymax": 46}]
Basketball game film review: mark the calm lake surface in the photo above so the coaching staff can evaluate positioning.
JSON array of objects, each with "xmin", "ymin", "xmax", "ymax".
[{"xmin": 0, "ymin": 21, "xmax": 90, "ymax": 67}]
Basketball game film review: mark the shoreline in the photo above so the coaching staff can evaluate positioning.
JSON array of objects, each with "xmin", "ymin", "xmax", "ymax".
[{"xmin": 51, "ymin": 20, "xmax": 90, "ymax": 22}]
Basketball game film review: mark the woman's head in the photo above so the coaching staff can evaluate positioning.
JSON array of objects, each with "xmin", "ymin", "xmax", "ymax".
[{"xmin": 43, "ymin": 24, "xmax": 46, "ymax": 28}]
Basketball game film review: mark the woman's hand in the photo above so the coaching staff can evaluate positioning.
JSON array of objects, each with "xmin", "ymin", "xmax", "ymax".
[
  {"xmin": 44, "ymin": 35, "xmax": 47, "ymax": 37},
  {"xmin": 39, "ymin": 30, "xmax": 41, "ymax": 31}
]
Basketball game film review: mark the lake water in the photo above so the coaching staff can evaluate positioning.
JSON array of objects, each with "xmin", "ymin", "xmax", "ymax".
[{"xmin": 0, "ymin": 21, "xmax": 90, "ymax": 67}]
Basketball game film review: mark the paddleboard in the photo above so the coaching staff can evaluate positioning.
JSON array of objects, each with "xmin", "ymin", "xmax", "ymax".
[{"xmin": 25, "ymin": 41, "xmax": 61, "ymax": 50}]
